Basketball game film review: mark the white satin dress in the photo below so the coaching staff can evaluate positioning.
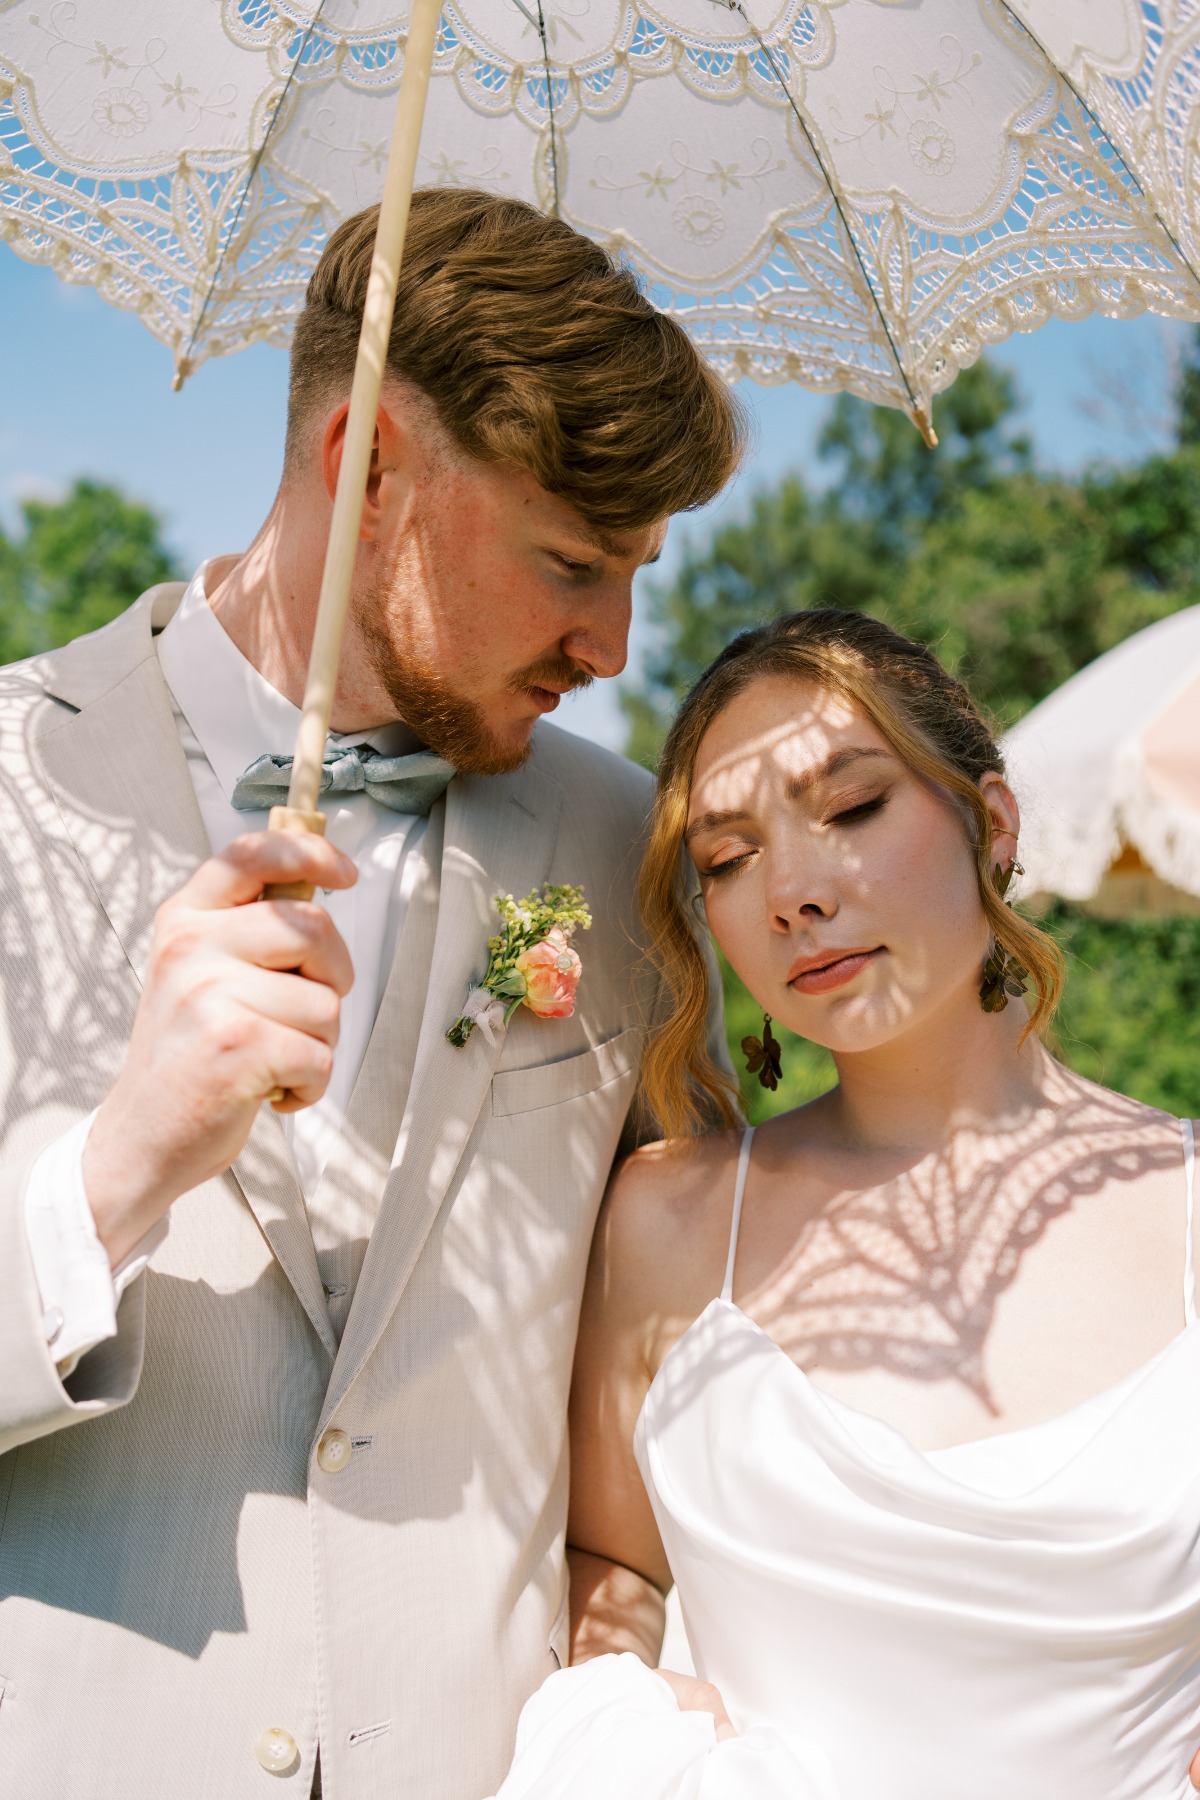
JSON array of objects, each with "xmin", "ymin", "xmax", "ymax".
[{"xmin": 493, "ymin": 1120, "xmax": 1200, "ymax": 1800}]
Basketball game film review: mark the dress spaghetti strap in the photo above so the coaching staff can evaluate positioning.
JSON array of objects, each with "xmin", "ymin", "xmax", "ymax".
[
  {"xmin": 721, "ymin": 1126, "xmax": 756, "ymax": 1305},
  {"xmin": 1182, "ymin": 1118, "xmax": 1196, "ymax": 1328}
]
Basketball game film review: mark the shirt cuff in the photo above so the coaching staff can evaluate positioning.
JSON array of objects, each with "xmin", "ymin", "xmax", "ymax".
[{"xmin": 22, "ymin": 1112, "xmax": 169, "ymax": 1378}]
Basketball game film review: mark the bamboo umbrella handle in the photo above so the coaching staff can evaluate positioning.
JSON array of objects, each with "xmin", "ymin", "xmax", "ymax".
[{"xmin": 261, "ymin": 0, "xmax": 441, "ymax": 1103}]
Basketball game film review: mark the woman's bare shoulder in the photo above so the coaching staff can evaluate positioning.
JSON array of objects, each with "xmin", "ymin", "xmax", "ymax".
[
  {"xmin": 594, "ymin": 1129, "xmax": 746, "ymax": 1319},
  {"xmin": 606, "ymin": 1128, "xmax": 745, "ymax": 1234},
  {"xmin": 1046, "ymin": 1057, "xmax": 1182, "ymax": 1141}
]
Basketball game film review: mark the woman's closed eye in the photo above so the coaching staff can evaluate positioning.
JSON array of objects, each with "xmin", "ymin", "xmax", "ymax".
[
  {"xmin": 701, "ymin": 847, "xmax": 755, "ymax": 880},
  {"xmin": 826, "ymin": 790, "xmax": 889, "ymax": 828}
]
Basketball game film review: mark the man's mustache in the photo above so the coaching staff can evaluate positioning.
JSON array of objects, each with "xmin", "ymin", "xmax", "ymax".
[{"xmin": 509, "ymin": 656, "xmax": 594, "ymax": 698}]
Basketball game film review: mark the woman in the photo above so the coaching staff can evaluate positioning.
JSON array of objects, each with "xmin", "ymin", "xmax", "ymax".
[{"xmin": 496, "ymin": 611, "xmax": 1200, "ymax": 1800}]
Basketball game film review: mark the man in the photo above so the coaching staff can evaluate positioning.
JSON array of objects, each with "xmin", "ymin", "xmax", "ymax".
[{"xmin": 0, "ymin": 189, "xmax": 742, "ymax": 1799}]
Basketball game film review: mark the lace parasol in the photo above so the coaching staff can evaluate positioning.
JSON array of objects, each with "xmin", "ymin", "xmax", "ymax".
[{"xmin": 3, "ymin": 0, "xmax": 1200, "ymax": 434}]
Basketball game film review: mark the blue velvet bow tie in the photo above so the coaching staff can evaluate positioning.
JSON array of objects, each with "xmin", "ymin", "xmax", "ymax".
[{"xmin": 231, "ymin": 744, "xmax": 456, "ymax": 816}]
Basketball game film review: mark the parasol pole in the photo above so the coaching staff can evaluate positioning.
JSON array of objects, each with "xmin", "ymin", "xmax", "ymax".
[
  {"xmin": 265, "ymin": 0, "xmax": 442, "ymax": 897},
  {"xmin": 262, "ymin": 0, "xmax": 439, "ymax": 1105}
]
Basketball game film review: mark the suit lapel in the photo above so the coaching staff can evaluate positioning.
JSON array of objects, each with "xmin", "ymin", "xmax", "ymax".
[
  {"xmin": 302, "ymin": 805, "xmax": 445, "ymax": 1334},
  {"xmin": 323, "ymin": 757, "xmax": 563, "ymax": 1420},
  {"xmin": 36, "ymin": 599, "xmax": 334, "ymax": 1357}
]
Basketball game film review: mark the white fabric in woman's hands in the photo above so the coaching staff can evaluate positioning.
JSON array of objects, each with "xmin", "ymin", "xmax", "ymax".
[{"xmin": 488, "ymin": 1653, "xmax": 841, "ymax": 1800}]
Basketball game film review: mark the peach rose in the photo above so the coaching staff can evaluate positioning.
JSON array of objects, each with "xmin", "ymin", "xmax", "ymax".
[{"xmin": 515, "ymin": 927, "xmax": 583, "ymax": 1019}]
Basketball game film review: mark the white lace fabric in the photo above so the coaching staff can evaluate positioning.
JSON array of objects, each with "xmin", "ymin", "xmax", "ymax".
[{"xmin": 1, "ymin": 1, "xmax": 1199, "ymax": 421}]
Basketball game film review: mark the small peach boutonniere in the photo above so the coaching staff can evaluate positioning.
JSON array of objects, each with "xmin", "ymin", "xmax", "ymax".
[{"xmin": 447, "ymin": 884, "xmax": 591, "ymax": 1047}]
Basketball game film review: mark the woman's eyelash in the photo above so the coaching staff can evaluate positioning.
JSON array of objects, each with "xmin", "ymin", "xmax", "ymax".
[
  {"xmin": 700, "ymin": 794, "xmax": 888, "ymax": 873},
  {"xmin": 703, "ymin": 852, "xmax": 751, "ymax": 880},
  {"xmin": 829, "ymin": 793, "xmax": 888, "ymax": 825}
]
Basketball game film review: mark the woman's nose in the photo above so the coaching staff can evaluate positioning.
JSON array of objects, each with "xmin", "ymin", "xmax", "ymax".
[{"xmin": 766, "ymin": 860, "xmax": 838, "ymax": 928}]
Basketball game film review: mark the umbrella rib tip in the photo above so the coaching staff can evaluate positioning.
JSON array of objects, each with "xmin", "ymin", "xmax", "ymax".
[{"xmin": 912, "ymin": 404, "xmax": 938, "ymax": 449}]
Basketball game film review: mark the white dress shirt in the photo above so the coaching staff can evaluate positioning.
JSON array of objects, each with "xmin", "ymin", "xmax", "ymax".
[{"xmin": 24, "ymin": 562, "xmax": 427, "ymax": 1372}]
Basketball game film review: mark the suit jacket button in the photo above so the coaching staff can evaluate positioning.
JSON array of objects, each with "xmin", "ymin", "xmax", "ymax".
[
  {"xmin": 254, "ymin": 1727, "xmax": 299, "ymax": 1773},
  {"xmin": 316, "ymin": 1428, "xmax": 352, "ymax": 1473}
]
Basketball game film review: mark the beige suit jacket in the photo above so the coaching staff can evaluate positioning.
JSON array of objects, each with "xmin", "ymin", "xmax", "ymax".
[{"xmin": 0, "ymin": 585, "xmax": 692, "ymax": 1799}]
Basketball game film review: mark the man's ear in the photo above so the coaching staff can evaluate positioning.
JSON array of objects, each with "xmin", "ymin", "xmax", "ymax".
[
  {"xmin": 320, "ymin": 395, "xmax": 408, "ymax": 540},
  {"xmin": 979, "ymin": 770, "xmax": 1021, "ymax": 870}
]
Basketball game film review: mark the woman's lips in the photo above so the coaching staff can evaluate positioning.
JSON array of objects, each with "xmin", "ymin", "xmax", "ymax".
[{"xmin": 789, "ymin": 948, "xmax": 881, "ymax": 995}]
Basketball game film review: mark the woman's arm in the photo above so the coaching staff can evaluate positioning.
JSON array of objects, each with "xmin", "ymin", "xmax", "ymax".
[
  {"xmin": 568, "ymin": 1148, "xmax": 675, "ymax": 1662},
  {"xmin": 566, "ymin": 1546, "xmax": 736, "ymax": 1739},
  {"xmin": 567, "ymin": 1546, "xmax": 666, "ymax": 1665},
  {"xmin": 567, "ymin": 1137, "xmax": 734, "ymax": 1661}
]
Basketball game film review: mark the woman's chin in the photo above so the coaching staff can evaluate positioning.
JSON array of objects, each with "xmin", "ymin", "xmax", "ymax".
[{"xmin": 782, "ymin": 992, "xmax": 921, "ymax": 1057}]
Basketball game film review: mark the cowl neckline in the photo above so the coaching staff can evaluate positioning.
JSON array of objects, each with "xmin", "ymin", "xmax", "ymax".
[{"xmin": 639, "ymin": 1296, "xmax": 1200, "ymax": 1518}]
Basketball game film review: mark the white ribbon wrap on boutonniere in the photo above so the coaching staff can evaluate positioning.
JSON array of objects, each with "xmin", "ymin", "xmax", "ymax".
[
  {"xmin": 447, "ymin": 884, "xmax": 591, "ymax": 1047},
  {"xmin": 460, "ymin": 985, "xmax": 508, "ymax": 1048}
]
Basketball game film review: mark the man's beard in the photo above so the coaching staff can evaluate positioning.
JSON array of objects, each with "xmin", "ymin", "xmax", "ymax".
[{"xmin": 359, "ymin": 610, "xmax": 592, "ymax": 777}]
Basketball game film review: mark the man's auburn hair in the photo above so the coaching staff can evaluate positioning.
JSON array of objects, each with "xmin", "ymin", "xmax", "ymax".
[{"xmin": 285, "ymin": 188, "xmax": 746, "ymax": 535}]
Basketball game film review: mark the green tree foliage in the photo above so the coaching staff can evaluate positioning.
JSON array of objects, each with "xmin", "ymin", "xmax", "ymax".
[
  {"xmin": 1176, "ymin": 328, "xmax": 1200, "ymax": 448},
  {"xmin": 1045, "ymin": 907, "xmax": 1200, "ymax": 1116},
  {"xmin": 629, "ymin": 345, "xmax": 1200, "ymax": 1117},
  {"xmin": 818, "ymin": 360, "xmax": 1032, "ymax": 550},
  {"xmin": 892, "ymin": 466, "xmax": 1195, "ymax": 726},
  {"xmin": 0, "ymin": 530, "xmax": 29, "ymax": 666},
  {"xmin": 625, "ymin": 360, "xmax": 1200, "ymax": 755},
  {"xmin": 0, "ymin": 479, "xmax": 181, "ymax": 662}
]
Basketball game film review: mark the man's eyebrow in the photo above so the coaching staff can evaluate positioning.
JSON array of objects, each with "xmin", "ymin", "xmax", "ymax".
[
  {"xmin": 570, "ymin": 526, "xmax": 626, "ymax": 558},
  {"xmin": 786, "ymin": 746, "xmax": 892, "ymax": 799},
  {"xmin": 573, "ymin": 527, "xmax": 663, "ymax": 563}
]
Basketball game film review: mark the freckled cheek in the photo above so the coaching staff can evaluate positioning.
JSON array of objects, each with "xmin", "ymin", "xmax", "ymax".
[
  {"xmin": 698, "ymin": 881, "xmax": 738, "ymax": 949},
  {"xmin": 702, "ymin": 873, "xmax": 773, "ymax": 991},
  {"xmin": 872, "ymin": 818, "xmax": 985, "ymax": 970},
  {"xmin": 436, "ymin": 564, "xmax": 551, "ymax": 675},
  {"xmin": 427, "ymin": 504, "xmax": 508, "ymax": 614}
]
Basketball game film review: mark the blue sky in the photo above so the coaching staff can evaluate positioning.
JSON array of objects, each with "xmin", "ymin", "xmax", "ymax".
[{"xmin": 0, "ymin": 246, "xmax": 1190, "ymax": 751}]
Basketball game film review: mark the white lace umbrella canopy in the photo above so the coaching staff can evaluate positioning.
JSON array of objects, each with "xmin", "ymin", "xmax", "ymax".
[
  {"xmin": 1004, "ymin": 606, "xmax": 1200, "ymax": 918},
  {"xmin": 3, "ymin": 0, "xmax": 1200, "ymax": 428}
]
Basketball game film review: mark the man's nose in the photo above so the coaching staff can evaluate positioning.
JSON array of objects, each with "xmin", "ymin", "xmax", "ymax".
[{"xmin": 562, "ymin": 585, "xmax": 633, "ymax": 681}]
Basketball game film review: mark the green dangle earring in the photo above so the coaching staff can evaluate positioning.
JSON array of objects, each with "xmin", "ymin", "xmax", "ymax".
[
  {"xmin": 979, "ymin": 859, "xmax": 1029, "ymax": 1013},
  {"xmin": 742, "ymin": 1014, "xmax": 784, "ymax": 1090}
]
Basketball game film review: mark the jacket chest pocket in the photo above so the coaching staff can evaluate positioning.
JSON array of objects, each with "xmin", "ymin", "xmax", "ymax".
[{"xmin": 490, "ymin": 1028, "xmax": 640, "ymax": 1118}]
